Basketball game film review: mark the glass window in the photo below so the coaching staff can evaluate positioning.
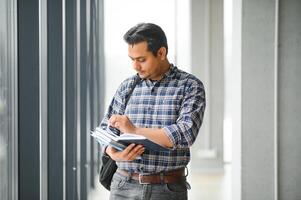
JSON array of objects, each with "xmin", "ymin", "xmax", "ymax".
[
  {"xmin": 0, "ymin": 0, "xmax": 17, "ymax": 199},
  {"xmin": 0, "ymin": 0, "xmax": 9, "ymax": 199}
]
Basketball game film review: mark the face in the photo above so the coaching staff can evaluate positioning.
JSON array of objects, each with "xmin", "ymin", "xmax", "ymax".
[{"xmin": 128, "ymin": 41, "xmax": 166, "ymax": 80}]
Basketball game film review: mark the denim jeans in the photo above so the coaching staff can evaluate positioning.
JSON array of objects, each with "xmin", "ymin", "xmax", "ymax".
[{"xmin": 109, "ymin": 171, "xmax": 188, "ymax": 200}]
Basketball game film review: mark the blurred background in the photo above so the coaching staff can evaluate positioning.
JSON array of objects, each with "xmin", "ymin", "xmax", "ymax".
[{"xmin": 1, "ymin": 0, "xmax": 300, "ymax": 200}]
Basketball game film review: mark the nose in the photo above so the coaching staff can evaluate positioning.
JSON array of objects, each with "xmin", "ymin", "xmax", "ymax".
[{"xmin": 132, "ymin": 60, "xmax": 141, "ymax": 71}]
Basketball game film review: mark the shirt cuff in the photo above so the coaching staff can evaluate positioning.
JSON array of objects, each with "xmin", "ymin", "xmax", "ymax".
[{"xmin": 163, "ymin": 125, "xmax": 181, "ymax": 150}]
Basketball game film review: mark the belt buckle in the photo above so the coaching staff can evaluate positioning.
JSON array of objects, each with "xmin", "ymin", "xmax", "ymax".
[{"xmin": 138, "ymin": 174, "xmax": 149, "ymax": 185}]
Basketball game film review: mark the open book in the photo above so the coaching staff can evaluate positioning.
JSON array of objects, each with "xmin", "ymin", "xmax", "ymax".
[{"xmin": 91, "ymin": 127, "xmax": 171, "ymax": 152}]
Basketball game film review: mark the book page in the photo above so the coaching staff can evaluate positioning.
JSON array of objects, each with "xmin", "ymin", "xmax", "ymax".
[{"xmin": 119, "ymin": 133, "xmax": 145, "ymax": 139}]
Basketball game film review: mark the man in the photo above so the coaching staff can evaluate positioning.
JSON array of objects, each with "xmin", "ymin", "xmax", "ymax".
[{"xmin": 100, "ymin": 23, "xmax": 206, "ymax": 200}]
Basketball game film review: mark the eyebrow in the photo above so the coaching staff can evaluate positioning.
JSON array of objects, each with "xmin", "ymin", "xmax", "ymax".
[{"xmin": 128, "ymin": 56, "xmax": 145, "ymax": 60}]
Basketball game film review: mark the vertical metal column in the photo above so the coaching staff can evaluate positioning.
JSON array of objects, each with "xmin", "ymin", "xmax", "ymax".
[
  {"xmin": 80, "ymin": 0, "xmax": 89, "ymax": 198},
  {"xmin": 65, "ymin": 0, "xmax": 79, "ymax": 199},
  {"xmin": 18, "ymin": 0, "xmax": 40, "ymax": 199},
  {"xmin": 7, "ymin": 0, "xmax": 19, "ymax": 199},
  {"xmin": 76, "ymin": 0, "xmax": 82, "ymax": 198},
  {"xmin": 89, "ymin": 0, "xmax": 105, "ymax": 187},
  {"xmin": 62, "ymin": 0, "xmax": 67, "ymax": 199},
  {"xmin": 48, "ymin": 0, "xmax": 64, "ymax": 199},
  {"xmin": 39, "ymin": 0, "xmax": 48, "ymax": 199}
]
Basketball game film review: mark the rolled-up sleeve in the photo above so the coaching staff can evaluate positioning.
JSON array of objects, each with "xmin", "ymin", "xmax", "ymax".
[{"xmin": 163, "ymin": 79, "xmax": 206, "ymax": 149}]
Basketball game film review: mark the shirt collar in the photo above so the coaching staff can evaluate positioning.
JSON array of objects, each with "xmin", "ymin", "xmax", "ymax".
[
  {"xmin": 162, "ymin": 64, "xmax": 176, "ymax": 79},
  {"xmin": 139, "ymin": 63, "xmax": 177, "ymax": 86}
]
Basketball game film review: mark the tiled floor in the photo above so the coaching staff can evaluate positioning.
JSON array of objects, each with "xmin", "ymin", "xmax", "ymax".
[{"xmin": 89, "ymin": 164, "xmax": 231, "ymax": 200}]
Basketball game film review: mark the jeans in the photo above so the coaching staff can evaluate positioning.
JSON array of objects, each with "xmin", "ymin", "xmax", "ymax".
[{"xmin": 109, "ymin": 171, "xmax": 188, "ymax": 200}]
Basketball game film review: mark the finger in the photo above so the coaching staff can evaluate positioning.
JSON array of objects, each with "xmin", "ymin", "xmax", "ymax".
[
  {"xmin": 109, "ymin": 115, "xmax": 117, "ymax": 124},
  {"xmin": 109, "ymin": 121, "xmax": 117, "ymax": 128},
  {"xmin": 126, "ymin": 145, "xmax": 144, "ymax": 160},
  {"xmin": 124, "ymin": 145, "xmax": 141, "ymax": 160},
  {"xmin": 131, "ymin": 144, "xmax": 143, "ymax": 152},
  {"xmin": 129, "ymin": 149, "xmax": 144, "ymax": 161},
  {"xmin": 122, "ymin": 143, "xmax": 136, "ymax": 155},
  {"xmin": 131, "ymin": 148, "xmax": 145, "ymax": 160},
  {"xmin": 122, "ymin": 146, "xmax": 138, "ymax": 161},
  {"xmin": 106, "ymin": 146, "xmax": 117, "ymax": 153},
  {"xmin": 138, "ymin": 148, "xmax": 145, "ymax": 154},
  {"xmin": 106, "ymin": 146, "xmax": 118, "ymax": 160}
]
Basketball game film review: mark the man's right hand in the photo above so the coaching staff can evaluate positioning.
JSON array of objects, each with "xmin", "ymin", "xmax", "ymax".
[{"xmin": 105, "ymin": 144, "xmax": 145, "ymax": 161}]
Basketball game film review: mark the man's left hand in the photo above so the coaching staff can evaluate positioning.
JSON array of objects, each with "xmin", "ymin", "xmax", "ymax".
[{"xmin": 109, "ymin": 115, "xmax": 136, "ymax": 134}]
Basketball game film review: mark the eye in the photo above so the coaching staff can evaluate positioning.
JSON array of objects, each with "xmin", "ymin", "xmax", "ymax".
[{"xmin": 137, "ymin": 58, "xmax": 146, "ymax": 62}]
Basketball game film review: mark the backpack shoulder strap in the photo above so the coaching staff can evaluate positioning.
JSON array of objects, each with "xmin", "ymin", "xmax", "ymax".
[{"xmin": 123, "ymin": 75, "xmax": 140, "ymax": 112}]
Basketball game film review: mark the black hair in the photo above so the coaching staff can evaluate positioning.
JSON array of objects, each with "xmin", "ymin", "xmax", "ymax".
[{"xmin": 123, "ymin": 23, "xmax": 168, "ymax": 56}]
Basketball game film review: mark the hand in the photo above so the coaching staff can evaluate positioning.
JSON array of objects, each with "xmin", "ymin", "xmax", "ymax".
[
  {"xmin": 109, "ymin": 115, "xmax": 136, "ymax": 133},
  {"xmin": 106, "ymin": 144, "xmax": 145, "ymax": 161}
]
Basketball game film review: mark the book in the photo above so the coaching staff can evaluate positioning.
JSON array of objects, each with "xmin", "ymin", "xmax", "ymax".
[{"xmin": 90, "ymin": 127, "xmax": 171, "ymax": 152}]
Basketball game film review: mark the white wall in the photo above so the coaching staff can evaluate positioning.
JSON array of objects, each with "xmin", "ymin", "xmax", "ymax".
[
  {"xmin": 232, "ymin": 0, "xmax": 301, "ymax": 199},
  {"xmin": 104, "ymin": 0, "xmax": 176, "ymax": 108}
]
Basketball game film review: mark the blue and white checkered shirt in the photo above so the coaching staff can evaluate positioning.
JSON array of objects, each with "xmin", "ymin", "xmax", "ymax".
[{"xmin": 100, "ymin": 65, "xmax": 206, "ymax": 174}]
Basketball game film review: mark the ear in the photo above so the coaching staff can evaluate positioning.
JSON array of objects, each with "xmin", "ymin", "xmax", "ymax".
[{"xmin": 157, "ymin": 47, "xmax": 167, "ymax": 60}]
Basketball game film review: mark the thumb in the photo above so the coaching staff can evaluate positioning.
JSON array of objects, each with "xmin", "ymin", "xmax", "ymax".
[{"xmin": 107, "ymin": 146, "xmax": 117, "ymax": 154}]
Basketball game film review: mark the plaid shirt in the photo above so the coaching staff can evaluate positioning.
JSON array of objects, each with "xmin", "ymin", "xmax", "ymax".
[{"xmin": 99, "ymin": 65, "xmax": 206, "ymax": 174}]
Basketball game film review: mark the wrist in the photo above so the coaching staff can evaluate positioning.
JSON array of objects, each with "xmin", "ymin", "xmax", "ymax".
[{"xmin": 132, "ymin": 127, "xmax": 140, "ymax": 134}]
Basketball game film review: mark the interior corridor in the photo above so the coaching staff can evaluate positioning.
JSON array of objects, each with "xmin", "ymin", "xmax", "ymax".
[{"xmin": 1, "ymin": 0, "xmax": 301, "ymax": 199}]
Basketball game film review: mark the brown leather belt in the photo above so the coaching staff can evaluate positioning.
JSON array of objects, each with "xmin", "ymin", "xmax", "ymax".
[{"xmin": 116, "ymin": 168, "xmax": 186, "ymax": 184}]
